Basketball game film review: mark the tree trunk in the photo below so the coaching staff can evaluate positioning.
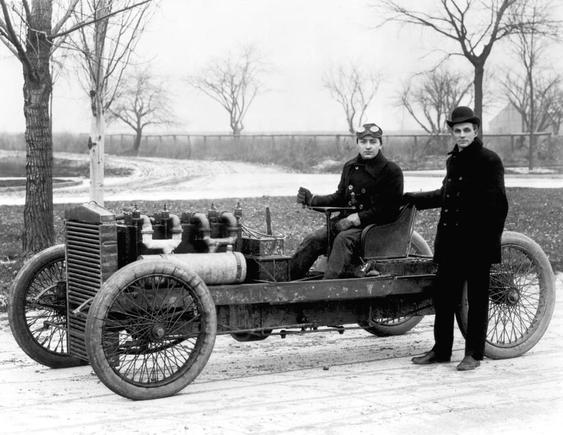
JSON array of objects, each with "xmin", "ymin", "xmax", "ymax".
[
  {"xmin": 133, "ymin": 129, "xmax": 142, "ymax": 155},
  {"xmin": 528, "ymin": 69, "xmax": 535, "ymax": 171},
  {"xmin": 473, "ymin": 62, "xmax": 485, "ymax": 137},
  {"xmin": 22, "ymin": 0, "xmax": 54, "ymax": 254},
  {"xmin": 89, "ymin": 96, "xmax": 105, "ymax": 205},
  {"xmin": 88, "ymin": 0, "xmax": 110, "ymax": 206}
]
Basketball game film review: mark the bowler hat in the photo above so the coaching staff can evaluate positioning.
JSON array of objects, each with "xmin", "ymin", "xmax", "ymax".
[
  {"xmin": 446, "ymin": 106, "xmax": 481, "ymax": 128},
  {"xmin": 356, "ymin": 123, "xmax": 383, "ymax": 140}
]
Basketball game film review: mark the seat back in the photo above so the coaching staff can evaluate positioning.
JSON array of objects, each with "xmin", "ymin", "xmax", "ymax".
[{"xmin": 360, "ymin": 204, "xmax": 416, "ymax": 259}]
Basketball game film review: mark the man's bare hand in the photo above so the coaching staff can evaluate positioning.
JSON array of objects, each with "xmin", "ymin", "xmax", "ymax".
[{"xmin": 335, "ymin": 213, "xmax": 360, "ymax": 231}]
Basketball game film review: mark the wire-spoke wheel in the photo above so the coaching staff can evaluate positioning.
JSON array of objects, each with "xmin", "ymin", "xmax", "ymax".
[
  {"xmin": 359, "ymin": 231, "xmax": 430, "ymax": 336},
  {"xmin": 456, "ymin": 231, "xmax": 556, "ymax": 359},
  {"xmin": 86, "ymin": 259, "xmax": 217, "ymax": 400},
  {"xmin": 8, "ymin": 244, "xmax": 84, "ymax": 368}
]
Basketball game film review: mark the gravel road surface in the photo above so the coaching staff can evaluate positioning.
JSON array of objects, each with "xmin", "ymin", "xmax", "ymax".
[
  {"xmin": 1, "ymin": 151, "xmax": 561, "ymax": 434},
  {"xmin": 0, "ymin": 274, "xmax": 561, "ymax": 434}
]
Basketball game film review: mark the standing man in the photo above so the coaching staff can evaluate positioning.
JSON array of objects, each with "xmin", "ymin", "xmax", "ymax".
[
  {"xmin": 291, "ymin": 123, "xmax": 403, "ymax": 280},
  {"xmin": 404, "ymin": 106, "xmax": 508, "ymax": 371}
]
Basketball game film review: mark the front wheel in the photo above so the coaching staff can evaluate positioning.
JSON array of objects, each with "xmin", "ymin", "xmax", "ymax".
[
  {"xmin": 86, "ymin": 260, "xmax": 217, "ymax": 400},
  {"xmin": 8, "ymin": 245, "xmax": 84, "ymax": 368},
  {"xmin": 359, "ymin": 231, "xmax": 430, "ymax": 336},
  {"xmin": 456, "ymin": 231, "xmax": 556, "ymax": 359}
]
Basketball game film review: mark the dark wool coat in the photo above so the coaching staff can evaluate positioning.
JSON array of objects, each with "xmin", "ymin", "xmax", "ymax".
[
  {"xmin": 409, "ymin": 137, "xmax": 508, "ymax": 264},
  {"xmin": 312, "ymin": 152, "xmax": 404, "ymax": 227}
]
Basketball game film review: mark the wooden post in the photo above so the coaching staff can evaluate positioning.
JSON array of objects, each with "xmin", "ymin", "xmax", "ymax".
[{"xmin": 265, "ymin": 206, "xmax": 272, "ymax": 235}]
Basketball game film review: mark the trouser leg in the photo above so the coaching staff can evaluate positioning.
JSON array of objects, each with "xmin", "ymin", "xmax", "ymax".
[
  {"xmin": 432, "ymin": 263, "xmax": 464, "ymax": 359},
  {"xmin": 464, "ymin": 262, "xmax": 491, "ymax": 360},
  {"xmin": 289, "ymin": 227, "xmax": 327, "ymax": 279},
  {"xmin": 323, "ymin": 228, "xmax": 362, "ymax": 279}
]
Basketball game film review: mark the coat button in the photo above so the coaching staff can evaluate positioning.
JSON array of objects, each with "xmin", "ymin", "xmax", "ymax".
[
  {"xmin": 443, "ymin": 222, "xmax": 447, "ymax": 227},
  {"xmin": 446, "ymin": 194, "xmax": 450, "ymax": 198},
  {"xmin": 355, "ymin": 166, "xmax": 359, "ymax": 170},
  {"xmin": 348, "ymin": 185, "xmax": 353, "ymax": 190},
  {"xmin": 444, "ymin": 209, "xmax": 448, "ymax": 213},
  {"xmin": 458, "ymin": 176, "xmax": 463, "ymax": 181},
  {"xmin": 348, "ymin": 201, "xmax": 352, "ymax": 206},
  {"xmin": 361, "ymin": 188, "xmax": 366, "ymax": 194},
  {"xmin": 447, "ymin": 178, "xmax": 452, "ymax": 182},
  {"xmin": 359, "ymin": 204, "xmax": 364, "ymax": 210}
]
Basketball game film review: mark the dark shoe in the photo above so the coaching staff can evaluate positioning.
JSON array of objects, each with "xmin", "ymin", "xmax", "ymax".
[
  {"xmin": 411, "ymin": 350, "xmax": 451, "ymax": 365},
  {"xmin": 456, "ymin": 355, "xmax": 480, "ymax": 371}
]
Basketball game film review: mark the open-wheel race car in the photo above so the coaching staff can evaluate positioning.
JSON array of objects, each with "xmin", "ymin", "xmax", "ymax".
[{"xmin": 8, "ymin": 201, "xmax": 556, "ymax": 400}]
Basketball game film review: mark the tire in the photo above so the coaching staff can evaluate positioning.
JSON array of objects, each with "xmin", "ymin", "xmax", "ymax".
[
  {"xmin": 456, "ymin": 231, "xmax": 556, "ymax": 359},
  {"xmin": 8, "ymin": 244, "xmax": 84, "ymax": 368},
  {"xmin": 231, "ymin": 329, "xmax": 273, "ymax": 342},
  {"xmin": 85, "ymin": 259, "xmax": 217, "ymax": 400},
  {"xmin": 360, "ymin": 231, "xmax": 431, "ymax": 336}
]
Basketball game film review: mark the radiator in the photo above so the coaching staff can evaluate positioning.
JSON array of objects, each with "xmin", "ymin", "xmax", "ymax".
[{"xmin": 64, "ymin": 203, "xmax": 118, "ymax": 361}]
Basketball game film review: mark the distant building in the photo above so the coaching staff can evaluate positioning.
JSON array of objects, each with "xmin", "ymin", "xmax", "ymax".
[{"xmin": 487, "ymin": 104, "xmax": 522, "ymax": 133}]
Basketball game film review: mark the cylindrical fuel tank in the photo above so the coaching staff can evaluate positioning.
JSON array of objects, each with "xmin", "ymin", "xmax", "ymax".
[{"xmin": 140, "ymin": 252, "xmax": 246, "ymax": 284}]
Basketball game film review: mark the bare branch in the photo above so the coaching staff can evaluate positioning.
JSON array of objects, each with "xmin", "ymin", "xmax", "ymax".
[
  {"xmin": 50, "ymin": 0, "xmax": 150, "ymax": 39},
  {"xmin": 51, "ymin": 0, "xmax": 79, "ymax": 37},
  {"xmin": 22, "ymin": 0, "xmax": 31, "ymax": 23},
  {"xmin": 0, "ymin": 0, "xmax": 32, "ymax": 73}
]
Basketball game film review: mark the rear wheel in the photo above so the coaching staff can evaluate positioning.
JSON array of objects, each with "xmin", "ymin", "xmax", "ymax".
[
  {"xmin": 86, "ymin": 260, "xmax": 217, "ymax": 400},
  {"xmin": 8, "ymin": 245, "xmax": 84, "ymax": 368},
  {"xmin": 360, "ymin": 231, "xmax": 431, "ymax": 336},
  {"xmin": 456, "ymin": 231, "xmax": 556, "ymax": 359}
]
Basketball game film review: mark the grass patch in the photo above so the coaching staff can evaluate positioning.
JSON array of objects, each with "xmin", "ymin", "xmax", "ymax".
[{"xmin": 0, "ymin": 187, "xmax": 561, "ymax": 311}]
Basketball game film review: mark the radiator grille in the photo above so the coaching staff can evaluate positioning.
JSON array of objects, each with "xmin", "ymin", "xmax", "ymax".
[
  {"xmin": 66, "ymin": 221, "xmax": 102, "ymax": 360},
  {"xmin": 65, "ymin": 203, "xmax": 117, "ymax": 361}
]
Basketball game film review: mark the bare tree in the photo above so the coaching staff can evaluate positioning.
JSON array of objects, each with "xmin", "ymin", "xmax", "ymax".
[
  {"xmin": 545, "ymin": 86, "xmax": 563, "ymax": 135},
  {"xmin": 323, "ymin": 63, "xmax": 381, "ymax": 134},
  {"xmin": 379, "ymin": 0, "xmax": 558, "ymax": 133},
  {"xmin": 501, "ymin": 0, "xmax": 560, "ymax": 169},
  {"xmin": 399, "ymin": 68, "xmax": 473, "ymax": 134},
  {"xmin": 68, "ymin": 0, "xmax": 152, "ymax": 204},
  {"xmin": 108, "ymin": 68, "xmax": 175, "ymax": 155},
  {"xmin": 0, "ymin": 0, "xmax": 79, "ymax": 253},
  {"xmin": 503, "ymin": 73, "xmax": 560, "ymax": 131},
  {"xmin": 188, "ymin": 46, "xmax": 264, "ymax": 136}
]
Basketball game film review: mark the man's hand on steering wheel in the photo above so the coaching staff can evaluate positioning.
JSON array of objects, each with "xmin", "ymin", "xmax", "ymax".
[{"xmin": 296, "ymin": 186, "xmax": 313, "ymax": 206}]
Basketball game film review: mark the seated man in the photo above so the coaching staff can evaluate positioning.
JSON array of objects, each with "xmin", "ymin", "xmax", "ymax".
[{"xmin": 290, "ymin": 123, "xmax": 404, "ymax": 279}]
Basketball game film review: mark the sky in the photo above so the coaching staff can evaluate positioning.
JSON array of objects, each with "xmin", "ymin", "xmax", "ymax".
[{"xmin": 0, "ymin": 0, "xmax": 562, "ymax": 134}]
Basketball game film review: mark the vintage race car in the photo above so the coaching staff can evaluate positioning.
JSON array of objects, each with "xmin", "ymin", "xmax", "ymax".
[{"xmin": 8, "ymin": 201, "xmax": 556, "ymax": 400}]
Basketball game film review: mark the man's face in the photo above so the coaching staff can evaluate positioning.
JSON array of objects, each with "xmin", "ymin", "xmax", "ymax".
[
  {"xmin": 452, "ymin": 122, "xmax": 478, "ymax": 149},
  {"xmin": 357, "ymin": 136, "xmax": 381, "ymax": 159}
]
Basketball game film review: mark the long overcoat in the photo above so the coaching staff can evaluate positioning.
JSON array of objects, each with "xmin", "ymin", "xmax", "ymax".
[
  {"xmin": 312, "ymin": 152, "xmax": 404, "ymax": 227},
  {"xmin": 408, "ymin": 137, "xmax": 508, "ymax": 264}
]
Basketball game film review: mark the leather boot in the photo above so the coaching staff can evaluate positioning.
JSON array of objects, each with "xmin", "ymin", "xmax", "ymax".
[
  {"xmin": 456, "ymin": 355, "xmax": 480, "ymax": 371},
  {"xmin": 411, "ymin": 350, "xmax": 451, "ymax": 365}
]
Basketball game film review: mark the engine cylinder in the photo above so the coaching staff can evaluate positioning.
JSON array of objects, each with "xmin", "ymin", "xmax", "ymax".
[{"xmin": 140, "ymin": 252, "xmax": 246, "ymax": 284}]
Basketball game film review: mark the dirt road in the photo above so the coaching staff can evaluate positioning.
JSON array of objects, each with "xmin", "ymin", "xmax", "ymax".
[
  {"xmin": 2, "ymin": 151, "xmax": 563, "ymax": 205},
  {"xmin": 1, "ymin": 275, "xmax": 561, "ymax": 435}
]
